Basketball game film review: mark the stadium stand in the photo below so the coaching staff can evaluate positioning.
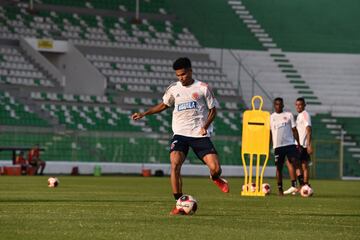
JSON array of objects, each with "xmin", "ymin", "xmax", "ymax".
[
  {"xmin": 0, "ymin": 0, "xmax": 245, "ymax": 166},
  {"xmin": 0, "ymin": 0, "xmax": 358, "ymax": 178},
  {"xmin": 1, "ymin": 4, "xmax": 202, "ymax": 52},
  {"xmin": 240, "ymin": 0, "xmax": 360, "ymax": 54},
  {"xmin": 0, "ymin": 90, "xmax": 49, "ymax": 126}
]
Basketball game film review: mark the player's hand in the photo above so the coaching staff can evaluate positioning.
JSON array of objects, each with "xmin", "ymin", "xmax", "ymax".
[
  {"xmin": 296, "ymin": 145, "xmax": 303, "ymax": 153},
  {"xmin": 131, "ymin": 112, "xmax": 144, "ymax": 120},
  {"xmin": 307, "ymin": 145, "xmax": 313, "ymax": 155},
  {"xmin": 199, "ymin": 127, "xmax": 207, "ymax": 136}
]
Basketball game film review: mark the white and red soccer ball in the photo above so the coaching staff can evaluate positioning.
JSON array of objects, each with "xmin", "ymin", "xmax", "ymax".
[
  {"xmin": 262, "ymin": 183, "xmax": 271, "ymax": 195},
  {"xmin": 242, "ymin": 183, "xmax": 271, "ymax": 195},
  {"xmin": 242, "ymin": 183, "xmax": 256, "ymax": 192},
  {"xmin": 176, "ymin": 195, "xmax": 198, "ymax": 215},
  {"xmin": 48, "ymin": 177, "xmax": 59, "ymax": 188},
  {"xmin": 300, "ymin": 184, "xmax": 313, "ymax": 197}
]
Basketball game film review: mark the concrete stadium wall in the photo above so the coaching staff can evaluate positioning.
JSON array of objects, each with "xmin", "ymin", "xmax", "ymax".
[
  {"xmin": 0, "ymin": 161, "xmax": 276, "ymax": 177},
  {"xmin": 54, "ymin": 43, "xmax": 106, "ymax": 96}
]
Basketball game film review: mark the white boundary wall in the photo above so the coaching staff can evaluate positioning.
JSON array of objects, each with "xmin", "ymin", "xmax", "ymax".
[{"xmin": 0, "ymin": 161, "xmax": 276, "ymax": 177}]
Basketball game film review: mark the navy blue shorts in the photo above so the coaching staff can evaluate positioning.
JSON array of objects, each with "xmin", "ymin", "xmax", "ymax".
[
  {"xmin": 299, "ymin": 147, "xmax": 311, "ymax": 162},
  {"xmin": 169, "ymin": 135, "xmax": 218, "ymax": 161},
  {"xmin": 274, "ymin": 145, "xmax": 299, "ymax": 167}
]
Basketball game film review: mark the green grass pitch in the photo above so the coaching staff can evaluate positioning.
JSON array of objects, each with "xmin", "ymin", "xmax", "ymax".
[{"xmin": 0, "ymin": 176, "xmax": 359, "ymax": 240}]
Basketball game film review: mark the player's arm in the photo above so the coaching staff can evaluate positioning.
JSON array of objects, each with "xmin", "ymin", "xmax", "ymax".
[
  {"xmin": 306, "ymin": 126, "xmax": 313, "ymax": 154},
  {"xmin": 131, "ymin": 102, "xmax": 169, "ymax": 120},
  {"xmin": 290, "ymin": 113, "xmax": 301, "ymax": 149},
  {"xmin": 200, "ymin": 107, "xmax": 216, "ymax": 136},
  {"xmin": 292, "ymin": 127, "xmax": 301, "ymax": 149}
]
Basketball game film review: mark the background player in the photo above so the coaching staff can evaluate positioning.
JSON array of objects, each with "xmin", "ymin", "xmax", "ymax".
[
  {"xmin": 15, "ymin": 151, "xmax": 29, "ymax": 175},
  {"xmin": 270, "ymin": 98, "xmax": 301, "ymax": 195},
  {"xmin": 295, "ymin": 97, "xmax": 313, "ymax": 187},
  {"xmin": 131, "ymin": 57, "xmax": 229, "ymax": 215},
  {"xmin": 28, "ymin": 144, "xmax": 46, "ymax": 175}
]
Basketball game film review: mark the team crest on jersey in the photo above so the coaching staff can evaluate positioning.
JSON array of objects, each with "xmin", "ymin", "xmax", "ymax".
[
  {"xmin": 283, "ymin": 117, "xmax": 287, "ymax": 121},
  {"xmin": 192, "ymin": 92, "xmax": 200, "ymax": 100},
  {"xmin": 177, "ymin": 101, "xmax": 197, "ymax": 111}
]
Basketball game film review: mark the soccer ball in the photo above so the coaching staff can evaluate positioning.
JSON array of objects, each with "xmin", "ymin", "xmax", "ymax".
[
  {"xmin": 262, "ymin": 183, "xmax": 271, "ymax": 195},
  {"xmin": 176, "ymin": 195, "xmax": 198, "ymax": 215},
  {"xmin": 48, "ymin": 177, "xmax": 59, "ymax": 188},
  {"xmin": 242, "ymin": 183, "xmax": 256, "ymax": 192},
  {"xmin": 300, "ymin": 184, "xmax": 313, "ymax": 197}
]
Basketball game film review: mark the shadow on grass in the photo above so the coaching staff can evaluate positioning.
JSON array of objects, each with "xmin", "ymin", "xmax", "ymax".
[
  {"xmin": 284, "ymin": 212, "xmax": 360, "ymax": 218},
  {"xmin": 197, "ymin": 212, "xmax": 360, "ymax": 218},
  {"xmin": 0, "ymin": 199, "xmax": 169, "ymax": 203}
]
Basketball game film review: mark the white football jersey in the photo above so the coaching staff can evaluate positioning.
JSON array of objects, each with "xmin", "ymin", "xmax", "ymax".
[
  {"xmin": 296, "ymin": 110, "xmax": 312, "ymax": 147},
  {"xmin": 162, "ymin": 80, "xmax": 218, "ymax": 137},
  {"xmin": 270, "ymin": 111, "xmax": 296, "ymax": 149}
]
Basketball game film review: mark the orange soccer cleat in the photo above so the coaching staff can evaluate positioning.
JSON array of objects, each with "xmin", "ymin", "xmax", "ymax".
[
  {"xmin": 213, "ymin": 178, "xmax": 230, "ymax": 193},
  {"xmin": 169, "ymin": 206, "xmax": 186, "ymax": 215}
]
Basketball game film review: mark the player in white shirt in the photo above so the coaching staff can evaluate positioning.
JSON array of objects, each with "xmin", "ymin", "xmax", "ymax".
[
  {"xmin": 295, "ymin": 97, "xmax": 312, "ymax": 187},
  {"xmin": 131, "ymin": 57, "xmax": 229, "ymax": 215},
  {"xmin": 270, "ymin": 98, "xmax": 301, "ymax": 196}
]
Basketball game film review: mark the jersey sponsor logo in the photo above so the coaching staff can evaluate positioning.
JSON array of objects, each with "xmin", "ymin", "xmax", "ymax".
[{"xmin": 177, "ymin": 101, "xmax": 197, "ymax": 111}]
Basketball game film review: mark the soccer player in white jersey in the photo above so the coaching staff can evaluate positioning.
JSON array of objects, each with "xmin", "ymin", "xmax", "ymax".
[
  {"xmin": 295, "ymin": 97, "xmax": 312, "ymax": 187},
  {"xmin": 270, "ymin": 98, "xmax": 301, "ymax": 196},
  {"xmin": 131, "ymin": 57, "xmax": 229, "ymax": 215}
]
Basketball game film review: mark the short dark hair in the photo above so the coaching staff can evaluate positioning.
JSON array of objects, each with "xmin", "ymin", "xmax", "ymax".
[
  {"xmin": 296, "ymin": 97, "xmax": 306, "ymax": 104},
  {"xmin": 274, "ymin": 97, "xmax": 283, "ymax": 103},
  {"xmin": 173, "ymin": 57, "xmax": 192, "ymax": 70}
]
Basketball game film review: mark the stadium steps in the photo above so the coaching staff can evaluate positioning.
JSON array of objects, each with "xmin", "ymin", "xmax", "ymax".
[
  {"xmin": 319, "ymin": 115, "xmax": 360, "ymax": 177},
  {"xmin": 227, "ymin": 0, "xmax": 321, "ymax": 105},
  {"xmin": 240, "ymin": 0, "xmax": 360, "ymax": 54},
  {"xmin": 167, "ymin": 0, "xmax": 263, "ymax": 50},
  {"xmin": 0, "ymin": 46, "xmax": 56, "ymax": 88},
  {"xmin": 286, "ymin": 52, "xmax": 360, "ymax": 114},
  {"xmin": 0, "ymin": 90, "xmax": 51, "ymax": 127}
]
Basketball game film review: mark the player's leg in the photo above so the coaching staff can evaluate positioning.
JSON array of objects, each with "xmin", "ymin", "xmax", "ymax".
[
  {"xmin": 170, "ymin": 151, "xmax": 186, "ymax": 198},
  {"xmin": 276, "ymin": 163, "xmax": 284, "ymax": 196},
  {"xmin": 274, "ymin": 147, "xmax": 285, "ymax": 196},
  {"xmin": 295, "ymin": 167, "xmax": 304, "ymax": 186},
  {"xmin": 20, "ymin": 164, "xmax": 27, "ymax": 175},
  {"xmin": 29, "ymin": 161, "xmax": 39, "ymax": 175},
  {"xmin": 295, "ymin": 147, "xmax": 306, "ymax": 186},
  {"xmin": 39, "ymin": 160, "xmax": 46, "ymax": 175},
  {"xmin": 169, "ymin": 150, "xmax": 187, "ymax": 215},
  {"xmin": 169, "ymin": 135, "xmax": 189, "ymax": 201},
  {"xmin": 302, "ymin": 151, "xmax": 311, "ymax": 185},
  {"xmin": 190, "ymin": 137, "xmax": 229, "ymax": 193},
  {"xmin": 284, "ymin": 159, "xmax": 299, "ymax": 195},
  {"xmin": 302, "ymin": 161, "xmax": 309, "ymax": 184},
  {"xmin": 284, "ymin": 146, "xmax": 300, "ymax": 195},
  {"xmin": 202, "ymin": 153, "xmax": 229, "ymax": 193}
]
